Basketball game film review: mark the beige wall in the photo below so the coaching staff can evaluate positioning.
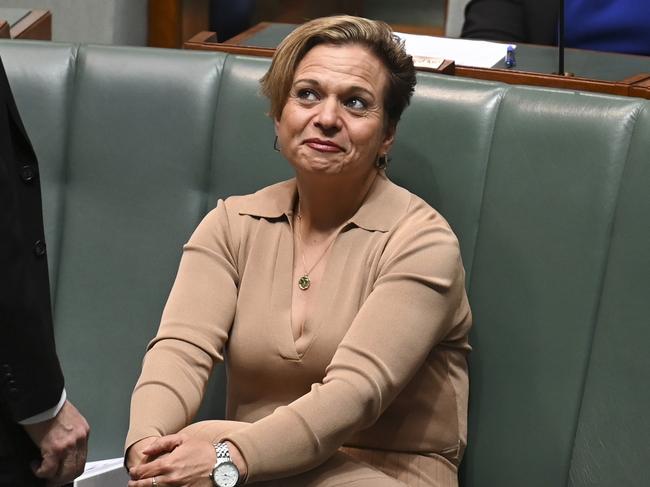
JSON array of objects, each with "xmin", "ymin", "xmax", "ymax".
[{"xmin": 0, "ymin": 0, "xmax": 147, "ymax": 45}]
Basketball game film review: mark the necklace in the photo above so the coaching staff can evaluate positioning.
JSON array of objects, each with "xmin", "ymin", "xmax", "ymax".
[{"xmin": 295, "ymin": 211, "xmax": 341, "ymax": 291}]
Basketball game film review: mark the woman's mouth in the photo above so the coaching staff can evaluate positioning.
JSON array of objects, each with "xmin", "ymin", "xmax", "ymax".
[{"xmin": 304, "ymin": 138, "xmax": 344, "ymax": 153}]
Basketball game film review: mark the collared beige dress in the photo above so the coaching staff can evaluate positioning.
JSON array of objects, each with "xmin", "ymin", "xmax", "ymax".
[{"xmin": 126, "ymin": 173, "xmax": 472, "ymax": 486}]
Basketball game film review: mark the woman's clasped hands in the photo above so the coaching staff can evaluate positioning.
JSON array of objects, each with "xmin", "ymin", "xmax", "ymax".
[{"xmin": 127, "ymin": 434, "xmax": 217, "ymax": 487}]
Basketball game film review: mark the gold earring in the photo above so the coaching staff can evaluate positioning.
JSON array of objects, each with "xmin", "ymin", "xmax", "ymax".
[{"xmin": 375, "ymin": 154, "xmax": 388, "ymax": 169}]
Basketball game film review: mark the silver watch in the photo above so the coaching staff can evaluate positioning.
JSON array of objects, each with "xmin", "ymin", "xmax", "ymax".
[{"xmin": 209, "ymin": 442, "xmax": 240, "ymax": 487}]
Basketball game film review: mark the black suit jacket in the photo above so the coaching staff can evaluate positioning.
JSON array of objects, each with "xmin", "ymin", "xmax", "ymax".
[
  {"xmin": 0, "ymin": 55, "xmax": 63, "ymax": 457},
  {"xmin": 461, "ymin": 0, "xmax": 561, "ymax": 45}
]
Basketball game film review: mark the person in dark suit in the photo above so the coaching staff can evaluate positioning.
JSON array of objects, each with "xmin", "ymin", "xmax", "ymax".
[
  {"xmin": 461, "ymin": 0, "xmax": 650, "ymax": 56},
  {"xmin": 461, "ymin": 0, "xmax": 559, "ymax": 45},
  {"xmin": 0, "ymin": 55, "xmax": 89, "ymax": 486},
  {"xmin": 210, "ymin": 0, "xmax": 254, "ymax": 42}
]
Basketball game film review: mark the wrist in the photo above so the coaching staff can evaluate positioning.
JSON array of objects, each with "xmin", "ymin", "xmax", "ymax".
[
  {"xmin": 209, "ymin": 441, "xmax": 243, "ymax": 487},
  {"xmin": 224, "ymin": 441, "xmax": 247, "ymax": 480},
  {"xmin": 22, "ymin": 419, "xmax": 51, "ymax": 445},
  {"xmin": 125, "ymin": 436, "xmax": 158, "ymax": 469}
]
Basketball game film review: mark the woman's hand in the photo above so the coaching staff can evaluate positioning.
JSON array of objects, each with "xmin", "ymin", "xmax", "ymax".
[
  {"xmin": 127, "ymin": 433, "xmax": 215, "ymax": 486},
  {"xmin": 126, "ymin": 436, "xmax": 159, "ymax": 469}
]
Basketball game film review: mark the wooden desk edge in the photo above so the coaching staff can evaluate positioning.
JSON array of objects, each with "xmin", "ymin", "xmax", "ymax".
[
  {"xmin": 456, "ymin": 65, "xmax": 648, "ymax": 99},
  {"xmin": 417, "ymin": 59, "xmax": 456, "ymax": 75},
  {"xmin": 221, "ymin": 21, "xmax": 444, "ymax": 44},
  {"xmin": 185, "ymin": 30, "xmax": 275, "ymax": 57},
  {"xmin": 0, "ymin": 20, "xmax": 9, "ymax": 39},
  {"xmin": 185, "ymin": 29, "xmax": 650, "ymax": 100},
  {"xmin": 223, "ymin": 22, "xmax": 273, "ymax": 45},
  {"xmin": 11, "ymin": 9, "xmax": 51, "ymax": 40},
  {"xmin": 627, "ymin": 74, "xmax": 650, "ymax": 98},
  {"xmin": 185, "ymin": 31, "xmax": 456, "ymax": 74}
]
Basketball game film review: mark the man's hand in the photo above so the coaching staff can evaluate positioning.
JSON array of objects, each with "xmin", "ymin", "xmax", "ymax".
[{"xmin": 23, "ymin": 400, "xmax": 90, "ymax": 486}]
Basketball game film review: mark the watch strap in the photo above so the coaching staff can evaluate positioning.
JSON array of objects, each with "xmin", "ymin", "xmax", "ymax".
[
  {"xmin": 215, "ymin": 442, "xmax": 232, "ymax": 463},
  {"xmin": 209, "ymin": 442, "xmax": 240, "ymax": 487}
]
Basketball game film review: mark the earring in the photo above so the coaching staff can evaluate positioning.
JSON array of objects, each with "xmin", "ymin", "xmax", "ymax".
[
  {"xmin": 375, "ymin": 153, "xmax": 389, "ymax": 169},
  {"xmin": 273, "ymin": 136, "xmax": 280, "ymax": 151}
]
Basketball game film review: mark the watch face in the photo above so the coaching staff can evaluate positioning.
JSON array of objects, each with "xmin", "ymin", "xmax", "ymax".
[{"xmin": 213, "ymin": 461, "xmax": 239, "ymax": 487}]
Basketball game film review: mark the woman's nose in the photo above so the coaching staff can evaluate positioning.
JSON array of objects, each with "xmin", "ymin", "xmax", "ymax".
[{"xmin": 314, "ymin": 97, "xmax": 341, "ymax": 131}]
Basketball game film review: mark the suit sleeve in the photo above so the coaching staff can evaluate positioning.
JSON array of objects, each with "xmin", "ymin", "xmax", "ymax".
[
  {"xmin": 224, "ymin": 202, "xmax": 471, "ymax": 483},
  {"xmin": 0, "ymin": 56, "xmax": 64, "ymax": 422},
  {"xmin": 461, "ymin": 0, "xmax": 528, "ymax": 42}
]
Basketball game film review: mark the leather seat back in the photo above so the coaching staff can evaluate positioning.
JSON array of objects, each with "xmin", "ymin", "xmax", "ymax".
[{"xmin": 2, "ymin": 42, "xmax": 649, "ymax": 486}]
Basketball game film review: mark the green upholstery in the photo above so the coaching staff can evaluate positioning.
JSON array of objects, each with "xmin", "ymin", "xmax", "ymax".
[
  {"xmin": 390, "ymin": 76, "xmax": 503, "ymax": 281},
  {"xmin": 2, "ymin": 40, "xmax": 648, "ymax": 485},
  {"xmin": 54, "ymin": 45, "xmax": 226, "ymax": 460},
  {"xmin": 567, "ymin": 106, "xmax": 650, "ymax": 486},
  {"xmin": 462, "ymin": 88, "xmax": 641, "ymax": 486},
  {"xmin": 209, "ymin": 55, "xmax": 293, "ymax": 201}
]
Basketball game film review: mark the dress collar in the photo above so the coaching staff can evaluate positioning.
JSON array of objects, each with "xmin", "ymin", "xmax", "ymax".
[{"xmin": 237, "ymin": 172, "xmax": 410, "ymax": 233}]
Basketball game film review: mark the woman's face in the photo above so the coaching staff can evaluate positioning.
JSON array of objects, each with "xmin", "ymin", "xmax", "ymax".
[{"xmin": 275, "ymin": 43, "xmax": 395, "ymax": 179}]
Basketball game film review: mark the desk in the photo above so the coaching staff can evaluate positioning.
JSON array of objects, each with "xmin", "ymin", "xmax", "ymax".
[
  {"xmin": 148, "ymin": 0, "xmax": 209, "ymax": 48},
  {"xmin": 0, "ymin": 8, "xmax": 51, "ymax": 41},
  {"xmin": 0, "ymin": 20, "xmax": 8, "ymax": 39},
  {"xmin": 185, "ymin": 22, "xmax": 650, "ymax": 100}
]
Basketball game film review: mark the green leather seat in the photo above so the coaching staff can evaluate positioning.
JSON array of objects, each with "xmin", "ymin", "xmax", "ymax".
[
  {"xmin": 2, "ymin": 40, "xmax": 648, "ymax": 485},
  {"xmin": 461, "ymin": 87, "xmax": 644, "ymax": 486},
  {"xmin": 391, "ymin": 75, "xmax": 504, "ymax": 282},
  {"xmin": 567, "ymin": 105, "xmax": 650, "ymax": 487},
  {"xmin": 55, "ymin": 45, "xmax": 226, "ymax": 459}
]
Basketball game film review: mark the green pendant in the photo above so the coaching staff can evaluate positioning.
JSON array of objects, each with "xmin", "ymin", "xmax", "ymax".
[{"xmin": 298, "ymin": 275, "xmax": 311, "ymax": 290}]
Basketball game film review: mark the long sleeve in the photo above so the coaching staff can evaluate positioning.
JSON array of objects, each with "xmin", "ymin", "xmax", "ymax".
[
  {"xmin": 224, "ymin": 199, "xmax": 471, "ymax": 483},
  {"xmin": 125, "ymin": 177, "xmax": 471, "ymax": 481},
  {"xmin": 461, "ymin": 0, "xmax": 560, "ymax": 46},
  {"xmin": 0, "ymin": 55, "xmax": 64, "ymax": 422},
  {"xmin": 461, "ymin": 0, "xmax": 528, "ymax": 42},
  {"xmin": 125, "ymin": 200, "xmax": 240, "ymax": 449}
]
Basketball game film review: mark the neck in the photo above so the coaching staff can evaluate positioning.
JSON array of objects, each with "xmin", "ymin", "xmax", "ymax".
[{"xmin": 296, "ymin": 169, "xmax": 380, "ymax": 237}]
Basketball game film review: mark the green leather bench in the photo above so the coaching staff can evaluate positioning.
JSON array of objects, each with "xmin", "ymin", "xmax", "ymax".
[{"xmin": 2, "ymin": 40, "xmax": 648, "ymax": 486}]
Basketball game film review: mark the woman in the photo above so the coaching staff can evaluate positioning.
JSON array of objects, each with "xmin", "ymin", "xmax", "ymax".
[{"xmin": 126, "ymin": 15, "xmax": 472, "ymax": 487}]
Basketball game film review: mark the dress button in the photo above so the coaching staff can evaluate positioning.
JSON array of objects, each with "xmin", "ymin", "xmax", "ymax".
[
  {"xmin": 20, "ymin": 164, "xmax": 37, "ymax": 183},
  {"xmin": 33, "ymin": 240, "xmax": 47, "ymax": 257}
]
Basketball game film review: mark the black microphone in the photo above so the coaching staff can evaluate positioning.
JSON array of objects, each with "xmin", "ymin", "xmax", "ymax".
[{"xmin": 557, "ymin": 0, "xmax": 566, "ymax": 75}]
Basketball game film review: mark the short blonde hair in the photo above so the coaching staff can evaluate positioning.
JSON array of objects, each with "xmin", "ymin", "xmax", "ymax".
[{"xmin": 260, "ymin": 15, "xmax": 416, "ymax": 127}]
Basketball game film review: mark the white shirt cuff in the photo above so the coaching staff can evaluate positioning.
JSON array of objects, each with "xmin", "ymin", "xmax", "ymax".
[{"xmin": 19, "ymin": 388, "xmax": 67, "ymax": 425}]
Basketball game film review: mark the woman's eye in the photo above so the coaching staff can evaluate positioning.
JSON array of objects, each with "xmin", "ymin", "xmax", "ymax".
[
  {"xmin": 345, "ymin": 97, "xmax": 367, "ymax": 110},
  {"xmin": 297, "ymin": 89, "xmax": 319, "ymax": 101}
]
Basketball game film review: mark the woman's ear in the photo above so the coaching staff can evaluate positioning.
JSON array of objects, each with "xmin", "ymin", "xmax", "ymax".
[{"xmin": 380, "ymin": 123, "xmax": 396, "ymax": 155}]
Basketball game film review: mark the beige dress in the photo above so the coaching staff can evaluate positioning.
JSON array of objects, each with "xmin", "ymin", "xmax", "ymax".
[{"xmin": 126, "ymin": 173, "xmax": 472, "ymax": 486}]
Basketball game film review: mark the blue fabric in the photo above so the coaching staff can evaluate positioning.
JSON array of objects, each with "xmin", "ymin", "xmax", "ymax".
[
  {"xmin": 565, "ymin": 0, "xmax": 650, "ymax": 55},
  {"xmin": 210, "ymin": 0, "xmax": 254, "ymax": 42}
]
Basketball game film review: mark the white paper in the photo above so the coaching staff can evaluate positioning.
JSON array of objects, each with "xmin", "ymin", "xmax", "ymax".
[
  {"xmin": 411, "ymin": 56, "xmax": 446, "ymax": 70},
  {"xmin": 397, "ymin": 32, "xmax": 514, "ymax": 69},
  {"xmin": 74, "ymin": 457, "xmax": 129, "ymax": 487}
]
